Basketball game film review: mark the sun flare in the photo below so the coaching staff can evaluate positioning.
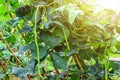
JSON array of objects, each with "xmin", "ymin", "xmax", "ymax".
[{"xmin": 96, "ymin": 0, "xmax": 120, "ymax": 13}]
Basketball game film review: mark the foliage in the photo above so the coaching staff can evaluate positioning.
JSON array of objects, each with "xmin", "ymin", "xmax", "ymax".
[{"xmin": 0, "ymin": 0, "xmax": 120, "ymax": 80}]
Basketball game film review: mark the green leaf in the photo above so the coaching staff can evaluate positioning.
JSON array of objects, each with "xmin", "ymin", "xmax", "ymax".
[
  {"xmin": 53, "ymin": 21, "xmax": 64, "ymax": 27},
  {"xmin": 0, "ymin": 41, "xmax": 5, "ymax": 50},
  {"xmin": 112, "ymin": 62, "xmax": 120, "ymax": 71},
  {"xmin": 40, "ymin": 47, "xmax": 48, "ymax": 60},
  {"xmin": 31, "ymin": 47, "xmax": 48, "ymax": 61},
  {"xmin": 71, "ymin": 71, "xmax": 81, "ymax": 80},
  {"xmin": 53, "ymin": 27, "xmax": 64, "ymax": 38},
  {"xmin": 9, "ymin": 0, "xmax": 18, "ymax": 8},
  {"xmin": 12, "ymin": 67, "xmax": 27, "ymax": 78},
  {"xmin": 79, "ymin": 48, "xmax": 97, "ymax": 60},
  {"xmin": 44, "ymin": 21, "xmax": 53, "ymax": 29},
  {"xmin": 0, "ymin": 0, "xmax": 4, "ymax": 4},
  {"xmin": 18, "ymin": 43, "xmax": 36, "ymax": 55},
  {"xmin": 31, "ymin": 8, "xmax": 41, "ymax": 24},
  {"xmin": 51, "ymin": 52, "xmax": 67, "ymax": 69},
  {"xmin": 6, "ymin": 17, "xmax": 20, "ymax": 27},
  {"xmin": 67, "ymin": 5, "xmax": 84, "ymax": 24},
  {"xmin": 18, "ymin": 43, "xmax": 48, "ymax": 61},
  {"xmin": 56, "ymin": 5, "xmax": 66, "ymax": 12},
  {"xmin": 0, "ymin": 4, "xmax": 5, "ymax": 15},
  {"xmin": 46, "ymin": 36, "xmax": 63, "ymax": 48},
  {"xmin": 52, "ymin": 4, "xmax": 84, "ymax": 24},
  {"xmin": 52, "ymin": 5, "xmax": 66, "ymax": 13},
  {"xmin": 40, "ymin": 32, "xmax": 63, "ymax": 48},
  {"xmin": 94, "ymin": 22, "xmax": 105, "ymax": 29},
  {"xmin": 6, "ymin": 35, "xmax": 16, "ymax": 44},
  {"xmin": 0, "ymin": 73, "xmax": 5, "ymax": 79},
  {"xmin": 95, "ymin": 46, "xmax": 105, "ymax": 54},
  {"xmin": 15, "ymin": 5, "xmax": 31, "ymax": 17},
  {"xmin": 19, "ymin": 25, "xmax": 32, "ymax": 33},
  {"xmin": 58, "ymin": 71, "xmax": 66, "ymax": 78},
  {"xmin": 27, "ymin": 58, "xmax": 37, "ymax": 74},
  {"xmin": 68, "ymin": 48, "xmax": 79, "ymax": 56}
]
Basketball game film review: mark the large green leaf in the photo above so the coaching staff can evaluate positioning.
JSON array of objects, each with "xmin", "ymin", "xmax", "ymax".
[
  {"xmin": 18, "ymin": 43, "xmax": 48, "ymax": 61},
  {"xmin": 51, "ymin": 52, "xmax": 67, "ymax": 69},
  {"xmin": 18, "ymin": 43, "xmax": 36, "ymax": 55},
  {"xmin": 40, "ymin": 32, "xmax": 63, "ymax": 48},
  {"xmin": 52, "ymin": 4, "xmax": 84, "ymax": 24},
  {"xmin": 15, "ymin": 5, "xmax": 31, "ymax": 17},
  {"xmin": 46, "ymin": 36, "xmax": 63, "ymax": 48},
  {"xmin": 67, "ymin": 5, "xmax": 84, "ymax": 24},
  {"xmin": 31, "ymin": 47, "xmax": 48, "ymax": 61},
  {"xmin": 12, "ymin": 67, "xmax": 27, "ymax": 78},
  {"xmin": 27, "ymin": 58, "xmax": 37, "ymax": 74}
]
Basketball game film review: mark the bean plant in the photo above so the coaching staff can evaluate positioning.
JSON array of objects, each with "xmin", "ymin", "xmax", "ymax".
[{"xmin": 0, "ymin": 0, "xmax": 120, "ymax": 80}]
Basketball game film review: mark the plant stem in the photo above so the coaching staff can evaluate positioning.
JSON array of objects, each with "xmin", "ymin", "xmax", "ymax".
[
  {"xmin": 105, "ymin": 44, "xmax": 108, "ymax": 80},
  {"xmin": 34, "ymin": 6, "xmax": 43, "ymax": 79},
  {"xmin": 62, "ymin": 28, "xmax": 70, "ymax": 51}
]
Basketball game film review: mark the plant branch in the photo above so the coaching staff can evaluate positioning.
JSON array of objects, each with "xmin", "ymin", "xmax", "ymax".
[
  {"xmin": 72, "ymin": 54, "xmax": 80, "ymax": 70},
  {"xmin": 0, "ymin": 60, "xmax": 6, "ymax": 71},
  {"xmin": 76, "ymin": 54, "xmax": 84, "ymax": 70},
  {"xmin": 0, "ymin": 32, "xmax": 22, "ymax": 65}
]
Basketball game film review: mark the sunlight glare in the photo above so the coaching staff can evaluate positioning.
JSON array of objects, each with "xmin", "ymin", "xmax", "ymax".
[{"xmin": 96, "ymin": 0, "xmax": 120, "ymax": 13}]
